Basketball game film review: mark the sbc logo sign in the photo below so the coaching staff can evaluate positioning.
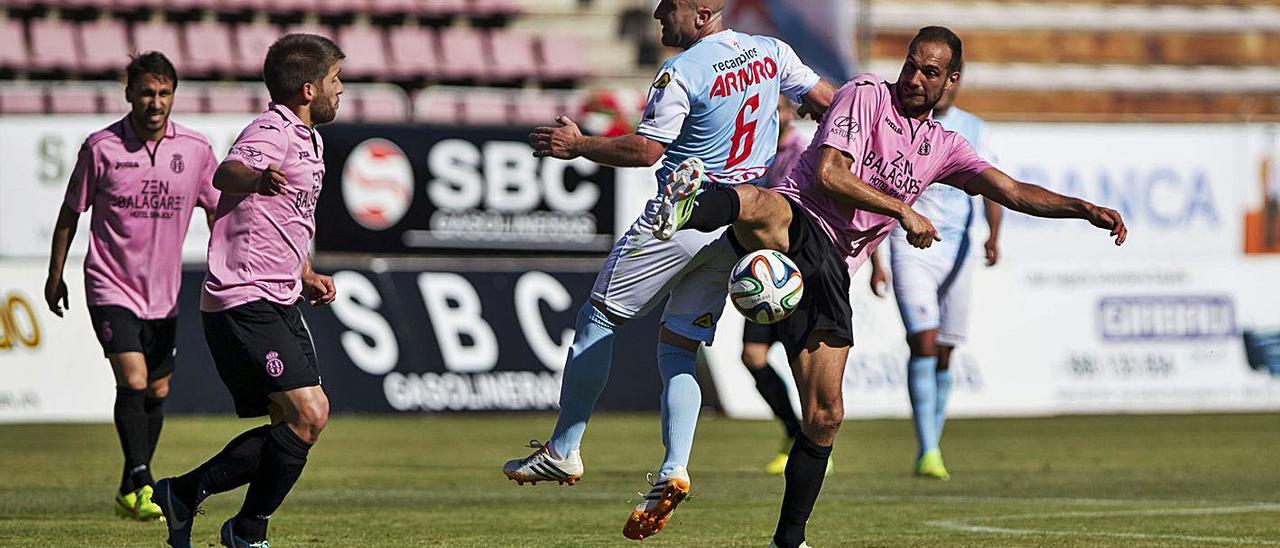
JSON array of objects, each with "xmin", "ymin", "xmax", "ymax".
[{"xmin": 0, "ymin": 292, "xmax": 40, "ymax": 350}]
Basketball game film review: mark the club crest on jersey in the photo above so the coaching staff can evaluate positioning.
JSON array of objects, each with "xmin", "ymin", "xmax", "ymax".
[
  {"xmin": 170, "ymin": 153, "xmax": 184, "ymax": 173},
  {"xmin": 693, "ymin": 313, "xmax": 714, "ymax": 329},
  {"xmin": 653, "ymin": 72, "xmax": 671, "ymax": 89},
  {"xmin": 918, "ymin": 138, "xmax": 931, "ymax": 156}
]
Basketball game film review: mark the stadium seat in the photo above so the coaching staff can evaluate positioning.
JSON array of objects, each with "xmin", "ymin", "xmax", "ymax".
[
  {"xmin": 132, "ymin": 21, "xmax": 185, "ymax": 70},
  {"xmin": 511, "ymin": 91, "xmax": 561, "ymax": 126},
  {"xmin": 437, "ymin": 27, "xmax": 487, "ymax": 80},
  {"xmin": 471, "ymin": 0, "xmax": 521, "ymax": 18},
  {"xmin": 386, "ymin": 26, "xmax": 439, "ymax": 80},
  {"xmin": 368, "ymin": 0, "xmax": 416, "ymax": 16},
  {"xmin": 538, "ymin": 34, "xmax": 591, "ymax": 81},
  {"xmin": 184, "ymin": 21, "xmax": 237, "ymax": 77},
  {"xmin": 353, "ymin": 85, "xmax": 409, "ymax": 122},
  {"xmin": 420, "ymin": 0, "xmax": 467, "ymax": 17},
  {"xmin": 29, "ymin": 19, "xmax": 79, "ymax": 73},
  {"xmin": 412, "ymin": 88, "xmax": 459, "ymax": 124},
  {"xmin": 79, "ymin": 19, "xmax": 131, "ymax": 75},
  {"xmin": 0, "ymin": 85, "xmax": 45, "ymax": 114},
  {"xmin": 335, "ymin": 24, "xmax": 390, "ymax": 80},
  {"xmin": 49, "ymin": 85, "xmax": 100, "ymax": 114},
  {"xmin": 460, "ymin": 91, "xmax": 509, "ymax": 126},
  {"xmin": 0, "ymin": 20, "xmax": 29, "ymax": 72},
  {"xmin": 234, "ymin": 24, "xmax": 281, "ymax": 77},
  {"xmin": 486, "ymin": 30, "xmax": 537, "ymax": 81},
  {"xmin": 171, "ymin": 85, "xmax": 204, "ymax": 114},
  {"xmin": 264, "ymin": 0, "xmax": 317, "ymax": 16},
  {"xmin": 206, "ymin": 84, "xmax": 258, "ymax": 113}
]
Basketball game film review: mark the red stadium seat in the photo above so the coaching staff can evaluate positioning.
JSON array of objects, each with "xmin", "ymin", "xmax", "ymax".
[
  {"xmin": 460, "ymin": 91, "xmax": 509, "ymax": 126},
  {"xmin": 79, "ymin": 19, "xmax": 131, "ymax": 74},
  {"xmin": 0, "ymin": 86, "xmax": 45, "ymax": 114},
  {"xmin": 234, "ymin": 24, "xmax": 281, "ymax": 77},
  {"xmin": 486, "ymin": 30, "xmax": 537, "ymax": 81},
  {"xmin": 335, "ymin": 25, "xmax": 390, "ymax": 80},
  {"xmin": 206, "ymin": 84, "xmax": 258, "ymax": 113},
  {"xmin": 511, "ymin": 92, "xmax": 561, "ymax": 126},
  {"xmin": 132, "ymin": 21, "xmax": 185, "ymax": 70},
  {"xmin": 437, "ymin": 27, "xmax": 487, "ymax": 80},
  {"xmin": 412, "ymin": 88, "xmax": 459, "ymax": 124},
  {"xmin": 386, "ymin": 26, "xmax": 438, "ymax": 80},
  {"xmin": 0, "ymin": 20, "xmax": 29, "ymax": 72},
  {"xmin": 171, "ymin": 84, "xmax": 205, "ymax": 114},
  {"xmin": 29, "ymin": 19, "xmax": 79, "ymax": 73},
  {"xmin": 539, "ymin": 34, "xmax": 591, "ymax": 81},
  {"xmin": 184, "ymin": 21, "xmax": 237, "ymax": 76},
  {"xmin": 49, "ymin": 85, "xmax": 101, "ymax": 114},
  {"xmin": 354, "ymin": 85, "xmax": 409, "ymax": 122}
]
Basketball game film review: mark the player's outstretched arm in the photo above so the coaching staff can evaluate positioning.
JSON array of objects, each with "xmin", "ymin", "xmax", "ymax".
[
  {"xmin": 964, "ymin": 167, "xmax": 1127, "ymax": 245},
  {"xmin": 529, "ymin": 115, "xmax": 667, "ymax": 168},
  {"xmin": 982, "ymin": 197, "xmax": 1002, "ymax": 266},
  {"xmin": 44, "ymin": 204, "xmax": 79, "ymax": 317},
  {"xmin": 213, "ymin": 161, "xmax": 286, "ymax": 196},
  {"xmin": 797, "ymin": 80, "xmax": 837, "ymax": 121},
  {"xmin": 816, "ymin": 146, "xmax": 940, "ymax": 249},
  {"xmin": 868, "ymin": 248, "xmax": 889, "ymax": 297}
]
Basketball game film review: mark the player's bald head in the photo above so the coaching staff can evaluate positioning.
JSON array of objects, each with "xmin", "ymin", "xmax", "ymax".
[
  {"xmin": 655, "ymin": 0, "xmax": 725, "ymax": 48},
  {"xmin": 687, "ymin": 0, "xmax": 724, "ymax": 13}
]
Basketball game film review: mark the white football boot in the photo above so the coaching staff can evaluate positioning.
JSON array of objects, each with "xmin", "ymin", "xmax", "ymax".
[
  {"xmin": 502, "ymin": 440, "xmax": 583, "ymax": 486},
  {"xmin": 652, "ymin": 157, "xmax": 706, "ymax": 241},
  {"xmin": 622, "ymin": 466, "xmax": 692, "ymax": 540}
]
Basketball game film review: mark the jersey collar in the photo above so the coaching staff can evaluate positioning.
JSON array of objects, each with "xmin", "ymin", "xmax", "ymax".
[{"xmin": 119, "ymin": 114, "xmax": 176, "ymax": 145}]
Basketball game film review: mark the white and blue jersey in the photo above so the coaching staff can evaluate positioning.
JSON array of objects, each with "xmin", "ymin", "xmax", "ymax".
[
  {"xmin": 592, "ymin": 29, "xmax": 819, "ymax": 343},
  {"xmin": 889, "ymin": 106, "xmax": 995, "ymax": 344},
  {"xmin": 636, "ymin": 30, "xmax": 820, "ymax": 189}
]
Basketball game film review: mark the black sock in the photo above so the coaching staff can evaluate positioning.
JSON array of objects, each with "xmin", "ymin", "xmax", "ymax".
[
  {"xmin": 748, "ymin": 367, "xmax": 801, "ymax": 440},
  {"xmin": 173, "ymin": 425, "xmax": 272, "ymax": 505},
  {"xmin": 682, "ymin": 187, "xmax": 740, "ymax": 232},
  {"xmin": 773, "ymin": 434, "xmax": 833, "ymax": 548},
  {"xmin": 144, "ymin": 395, "xmax": 166, "ymax": 463},
  {"xmin": 114, "ymin": 387, "xmax": 152, "ymax": 494},
  {"xmin": 235, "ymin": 423, "xmax": 313, "ymax": 542}
]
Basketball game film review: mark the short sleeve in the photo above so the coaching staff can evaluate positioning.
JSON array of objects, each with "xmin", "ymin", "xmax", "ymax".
[
  {"xmin": 772, "ymin": 39, "xmax": 820, "ymax": 102},
  {"xmin": 938, "ymin": 134, "xmax": 994, "ymax": 191},
  {"xmin": 635, "ymin": 66, "xmax": 691, "ymax": 145},
  {"xmin": 63, "ymin": 140, "xmax": 98, "ymax": 213},
  {"xmin": 196, "ymin": 143, "xmax": 221, "ymax": 211},
  {"xmin": 816, "ymin": 80, "xmax": 880, "ymax": 161},
  {"xmin": 223, "ymin": 121, "xmax": 288, "ymax": 172}
]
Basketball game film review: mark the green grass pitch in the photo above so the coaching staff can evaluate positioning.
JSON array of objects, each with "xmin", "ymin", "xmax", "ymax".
[{"xmin": 2, "ymin": 413, "xmax": 1278, "ymax": 547}]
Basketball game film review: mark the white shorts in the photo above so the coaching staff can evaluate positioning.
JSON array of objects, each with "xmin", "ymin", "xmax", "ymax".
[
  {"xmin": 592, "ymin": 195, "xmax": 738, "ymax": 344},
  {"xmin": 889, "ymin": 232, "xmax": 974, "ymax": 347}
]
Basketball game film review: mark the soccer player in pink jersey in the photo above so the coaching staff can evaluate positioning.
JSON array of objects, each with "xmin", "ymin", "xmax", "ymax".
[
  {"xmin": 44, "ymin": 52, "xmax": 220, "ymax": 523},
  {"xmin": 666, "ymin": 26, "xmax": 1127, "ymax": 548},
  {"xmin": 153, "ymin": 34, "xmax": 342, "ymax": 548}
]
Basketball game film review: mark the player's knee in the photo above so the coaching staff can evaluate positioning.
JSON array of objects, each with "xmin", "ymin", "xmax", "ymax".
[
  {"xmin": 147, "ymin": 377, "xmax": 170, "ymax": 399},
  {"xmin": 292, "ymin": 398, "xmax": 329, "ymax": 442},
  {"xmin": 803, "ymin": 404, "xmax": 844, "ymax": 440},
  {"xmin": 741, "ymin": 350, "xmax": 766, "ymax": 370},
  {"xmin": 119, "ymin": 372, "xmax": 148, "ymax": 391}
]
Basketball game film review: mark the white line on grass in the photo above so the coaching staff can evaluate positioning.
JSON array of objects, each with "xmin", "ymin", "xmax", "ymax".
[{"xmin": 929, "ymin": 504, "xmax": 1280, "ymax": 545}]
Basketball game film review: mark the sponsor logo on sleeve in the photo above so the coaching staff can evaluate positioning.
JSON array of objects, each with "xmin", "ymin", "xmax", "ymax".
[
  {"xmin": 830, "ymin": 116, "xmax": 858, "ymax": 138},
  {"xmin": 653, "ymin": 72, "xmax": 671, "ymax": 89}
]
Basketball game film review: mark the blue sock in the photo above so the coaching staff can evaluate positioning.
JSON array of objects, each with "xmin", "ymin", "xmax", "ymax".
[
  {"xmin": 548, "ymin": 304, "xmax": 618, "ymax": 459},
  {"xmin": 657, "ymin": 342, "xmax": 700, "ymax": 476},
  {"xmin": 935, "ymin": 366, "xmax": 953, "ymax": 447},
  {"xmin": 907, "ymin": 356, "xmax": 939, "ymax": 459}
]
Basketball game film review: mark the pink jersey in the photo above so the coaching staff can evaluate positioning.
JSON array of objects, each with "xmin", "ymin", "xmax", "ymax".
[
  {"xmin": 774, "ymin": 74, "xmax": 992, "ymax": 275},
  {"xmin": 64, "ymin": 117, "xmax": 220, "ymax": 319},
  {"xmin": 764, "ymin": 128, "xmax": 807, "ymax": 188},
  {"xmin": 201, "ymin": 104, "xmax": 326, "ymax": 312}
]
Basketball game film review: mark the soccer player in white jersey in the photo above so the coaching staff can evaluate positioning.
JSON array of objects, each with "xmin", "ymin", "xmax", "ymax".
[
  {"xmin": 666, "ymin": 26, "xmax": 1126, "ymax": 547},
  {"xmin": 867, "ymin": 74, "xmax": 1002, "ymax": 480},
  {"xmin": 502, "ymin": 0, "xmax": 834, "ymax": 540}
]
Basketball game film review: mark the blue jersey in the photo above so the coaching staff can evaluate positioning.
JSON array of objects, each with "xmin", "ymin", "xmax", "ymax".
[
  {"xmin": 900, "ymin": 106, "xmax": 994, "ymax": 238},
  {"xmin": 636, "ymin": 30, "xmax": 820, "ymax": 189}
]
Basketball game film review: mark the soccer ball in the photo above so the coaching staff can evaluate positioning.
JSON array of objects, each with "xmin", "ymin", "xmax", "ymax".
[{"xmin": 728, "ymin": 250, "xmax": 804, "ymax": 325}]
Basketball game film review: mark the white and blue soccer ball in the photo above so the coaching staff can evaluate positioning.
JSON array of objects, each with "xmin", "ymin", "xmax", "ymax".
[{"xmin": 728, "ymin": 250, "xmax": 804, "ymax": 325}]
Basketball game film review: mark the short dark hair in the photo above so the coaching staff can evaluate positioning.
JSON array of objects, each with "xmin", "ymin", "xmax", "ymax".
[
  {"xmin": 126, "ymin": 51, "xmax": 178, "ymax": 90},
  {"xmin": 263, "ymin": 33, "xmax": 345, "ymax": 103},
  {"xmin": 908, "ymin": 26, "xmax": 963, "ymax": 73}
]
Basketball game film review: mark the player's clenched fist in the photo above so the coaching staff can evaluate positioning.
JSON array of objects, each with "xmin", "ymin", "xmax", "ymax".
[
  {"xmin": 257, "ymin": 164, "xmax": 287, "ymax": 196},
  {"xmin": 1084, "ymin": 204, "xmax": 1127, "ymax": 246},
  {"xmin": 530, "ymin": 115, "xmax": 583, "ymax": 160},
  {"xmin": 900, "ymin": 208, "xmax": 941, "ymax": 249}
]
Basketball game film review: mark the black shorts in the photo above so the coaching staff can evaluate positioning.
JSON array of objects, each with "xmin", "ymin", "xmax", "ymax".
[
  {"xmin": 87, "ymin": 305, "xmax": 177, "ymax": 381},
  {"xmin": 742, "ymin": 320, "xmax": 780, "ymax": 345},
  {"xmin": 202, "ymin": 299, "xmax": 321, "ymax": 418},
  {"xmin": 774, "ymin": 197, "xmax": 855, "ymax": 360}
]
